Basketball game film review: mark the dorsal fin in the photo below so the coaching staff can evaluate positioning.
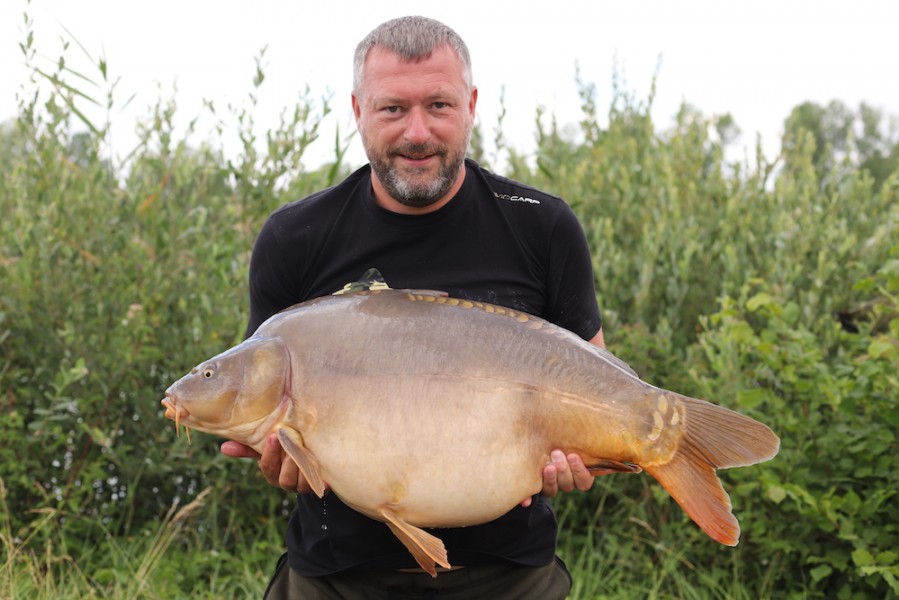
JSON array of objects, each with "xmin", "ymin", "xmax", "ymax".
[
  {"xmin": 332, "ymin": 268, "xmax": 391, "ymax": 295},
  {"xmin": 397, "ymin": 289, "xmax": 449, "ymax": 298},
  {"xmin": 332, "ymin": 269, "xmax": 450, "ymax": 298}
]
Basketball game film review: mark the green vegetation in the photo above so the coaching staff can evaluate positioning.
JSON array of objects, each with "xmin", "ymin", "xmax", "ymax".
[{"xmin": 2, "ymin": 8, "xmax": 897, "ymax": 599}]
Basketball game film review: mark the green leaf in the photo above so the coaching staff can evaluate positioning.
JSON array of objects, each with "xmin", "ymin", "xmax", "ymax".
[
  {"xmin": 884, "ymin": 571, "xmax": 899, "ymax": 595},
  {"xmin": 852, "ymin": 548, "xmax": 875, "ymax": 568},
  {"xmin": 810, "ymin": 564, "xmax": 832, "ymax": 582},
  {"xmin": 731, "ymin": 321, "xmax": 756, "ymax": 344},
  {"xmin": 868, "ymin": 338, "xmax": 894, "ymax": 358},
  {"xmin": 737, "ymin": 388, "xmax": 770, "ymax": 410},
  {"xmin": 852, "ymin": 277, "xmax": 876, "ymax": 292},
  {"xmin": 747, "ymin": 292, "xmax": 775, "ymax": 312},
  {"xmin": 766, "ymin": 486, "xmax": 787, "ymax": 504}
]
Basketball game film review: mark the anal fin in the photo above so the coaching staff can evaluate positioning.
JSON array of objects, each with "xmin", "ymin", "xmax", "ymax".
[
  {"xmin": 277, "ymin": 427, "xmax": 327, "ymax": 497},
  {"xmin": 380, "ymin": 507, "xmax": 450, "ymax": 577}
]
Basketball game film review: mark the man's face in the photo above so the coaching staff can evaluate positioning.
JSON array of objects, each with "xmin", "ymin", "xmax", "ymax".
[{"xmin": 352, "ymin": 45, "xmax": 478, "ymax": 212}]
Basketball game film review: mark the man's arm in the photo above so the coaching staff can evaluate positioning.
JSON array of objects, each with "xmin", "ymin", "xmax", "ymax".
[
  {"xmin": 221, "ymin": 209, "xmax": 324, "ymax": 492},
  {"xmin": 588, "ymin": 328, "xmax": 605, "ymax": 349}
]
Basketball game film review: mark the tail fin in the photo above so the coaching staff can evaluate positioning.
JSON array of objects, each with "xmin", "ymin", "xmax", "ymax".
[{"xmin": 643, "ymin": 396, "xmax": 779, "ymax": 546}]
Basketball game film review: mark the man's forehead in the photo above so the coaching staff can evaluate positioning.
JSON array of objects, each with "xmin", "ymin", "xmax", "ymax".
[
  {"xmin": 364, "ymin": 44, "xmax": 461, "ymax": 70},
  {"xmin": 359, "ymin": 46, "xmax": 469, "ymax": 98}
]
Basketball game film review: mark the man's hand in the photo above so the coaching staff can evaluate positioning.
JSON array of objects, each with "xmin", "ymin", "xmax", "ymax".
[
  {"xmin": 520, "ymin": 450, "xmax": 594, "ymax": 507},
  {"xmin": 221, "ymin": 434, "xmax": 325, "ymax": 494}
]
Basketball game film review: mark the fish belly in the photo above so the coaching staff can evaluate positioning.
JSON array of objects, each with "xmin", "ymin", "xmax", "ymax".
[{"xmin": 298, "ymin": 376, "xmax": 552, "ymax": 527}]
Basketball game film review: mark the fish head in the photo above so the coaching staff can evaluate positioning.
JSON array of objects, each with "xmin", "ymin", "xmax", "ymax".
[{"xmin": 161, "ymin": 337, "xmax": 289, "ymax": 444}]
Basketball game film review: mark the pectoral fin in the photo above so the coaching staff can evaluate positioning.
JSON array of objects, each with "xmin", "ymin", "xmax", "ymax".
[
  {"xmin": 379, "ymin": 507, "xmax": 450, "ymax": 577},
  {"xmin": 586, "ymin": 459, "xmax": 643, "ymax": 476},
  {"xmin": 277, "ymin": 427, "xmax": 327, "ymax": 497}
]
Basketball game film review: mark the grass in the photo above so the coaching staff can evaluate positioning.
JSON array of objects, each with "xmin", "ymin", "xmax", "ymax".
[
  {"xmin": 2, "ymin": 477, "xmax": 745, "ymax": 600},
  {"xmin": 2, "ymin": 467, "xmax": 762, "ymax": 599},
  {"xmin": 1, "ymin": 480, "xmax": 274, "ymax": 599},
  {"xmin": 556, "ymin": 480, "xmax": 764, "ymax": 600}
]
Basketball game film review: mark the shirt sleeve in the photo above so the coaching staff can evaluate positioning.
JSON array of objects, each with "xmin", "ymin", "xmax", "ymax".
[
  {"xmin": 245, "ymin": 215, "xmax": 302, "ymax": 338},
  {"xmin": 544, "ymin": 205, "xmax": 602, "ymax": 341}
]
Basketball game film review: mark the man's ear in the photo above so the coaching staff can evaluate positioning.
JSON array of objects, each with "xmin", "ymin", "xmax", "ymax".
[{"xmin": 352, "ymin": 93, "xmax": 362, "ymax": 124}]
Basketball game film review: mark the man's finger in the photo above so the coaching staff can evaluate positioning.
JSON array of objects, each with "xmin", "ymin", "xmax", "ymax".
[
  {"xmin": 542, "ymin": 462, "xmax": 559, "ymax": 498},
  {"xmin": 567, "ymin": 453, "xmax": 594, "ymax": 492},
  {"xmin": 259, "ymin": 434, "xmax": 285, "ymax": 486},
  {"xmin": 278, "ymin": 455, "xmax": 302, "ymax": 492},
  {"xmin": 220, "ymin": 440, "xmax": 261, "ymax": 459},
  {"xmin": 551, "ymin": 450, "xmax": 575, "ymax": 492}
]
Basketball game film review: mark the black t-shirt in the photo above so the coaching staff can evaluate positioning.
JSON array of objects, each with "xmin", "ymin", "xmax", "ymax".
[{"xmin": 246, "ymin": 158, "xmax": 602, "ymax": 576}]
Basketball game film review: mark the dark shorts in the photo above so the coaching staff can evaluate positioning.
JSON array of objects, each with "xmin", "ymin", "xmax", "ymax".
[{"xmin": 263, "ymin": 554, "xmax": 572, "ymax": 600}]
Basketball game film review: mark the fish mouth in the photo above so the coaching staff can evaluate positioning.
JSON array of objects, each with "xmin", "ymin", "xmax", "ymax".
[{"xmin": 161, "ymin": 395, "xmax": 192, "ymax": 443}]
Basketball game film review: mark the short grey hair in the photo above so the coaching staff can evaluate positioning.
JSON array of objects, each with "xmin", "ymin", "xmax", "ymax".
[{"xmin": 353, "ymin": 16, "xmax": 473, "ymax": 94}]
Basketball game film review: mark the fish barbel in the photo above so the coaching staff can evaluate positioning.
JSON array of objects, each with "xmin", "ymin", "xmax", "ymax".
[{"xmin": 162, "ymin": 288, "xmax": 779, "ymax": 575}]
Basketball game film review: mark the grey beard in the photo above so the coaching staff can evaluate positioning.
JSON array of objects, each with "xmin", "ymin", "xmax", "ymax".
[
  {"xmin": 366, "ymin": 139, "xmax": 469, "ymax": 209},
  {"xmin": 379, "ymin": 161, "xmax": 458, "ymax": 208}
]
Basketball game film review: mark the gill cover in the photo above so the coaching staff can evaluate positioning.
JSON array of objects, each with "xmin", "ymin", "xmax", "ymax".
[{"xmin": 166, "ymin": 336, "xmax": 289, "ymax": 428}]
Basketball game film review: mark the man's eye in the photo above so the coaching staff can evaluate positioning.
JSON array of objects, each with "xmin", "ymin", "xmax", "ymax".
[
  {"xmin": 433, "ymin": 102, "xmax": 448, "ymax": 109},
  {"xmin": 384, "ymin": 106, "xmax": 400, "ymax": 113}
]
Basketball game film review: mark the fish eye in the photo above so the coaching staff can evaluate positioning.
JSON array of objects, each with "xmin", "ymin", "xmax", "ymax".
[{"xmin": 202, "ymin": 366, "xmax": 215, "ymax": 379}]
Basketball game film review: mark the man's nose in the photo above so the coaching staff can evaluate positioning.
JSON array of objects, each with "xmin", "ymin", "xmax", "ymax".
[{"xmin": 403, "ymin": 107, "xmax": 431, "ymax": 145}]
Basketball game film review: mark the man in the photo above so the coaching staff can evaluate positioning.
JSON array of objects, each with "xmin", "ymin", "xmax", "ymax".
[{"xmin": 222, "ymin": 16, "xmax": 604, "ymax": 599}]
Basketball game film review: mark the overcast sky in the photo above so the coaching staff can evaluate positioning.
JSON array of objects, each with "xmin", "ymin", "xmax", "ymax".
[{"xmin": 2, "ymin": 0, "xmax": 897, "ymax": 169}]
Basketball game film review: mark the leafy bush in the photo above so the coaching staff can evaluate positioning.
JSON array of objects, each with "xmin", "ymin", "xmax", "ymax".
[
  {"xmin": 1, "ymin": 11, "xmax": 342, "ymax": 594},
  {"xmin": 554, "ymin": 254, "xmax": 899, "ymax": 599},
  {"xmin": 2, "ymin": 7, "xmax": 897, "ymax": 598},
  {"xmin": 684, "ymin": 257, "xmax": 898, "ymax": 598}
]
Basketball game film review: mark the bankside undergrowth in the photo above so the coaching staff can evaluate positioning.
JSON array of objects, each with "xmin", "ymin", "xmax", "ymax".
[{"xmin": 2, "ymin": 5, "xmax": 897, "ymax": 598}]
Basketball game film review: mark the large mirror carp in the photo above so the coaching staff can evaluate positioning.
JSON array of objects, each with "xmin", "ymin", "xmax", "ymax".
[{"xmin": 162, "ymin": 284, "xmax": 779, "ymax": 576}]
